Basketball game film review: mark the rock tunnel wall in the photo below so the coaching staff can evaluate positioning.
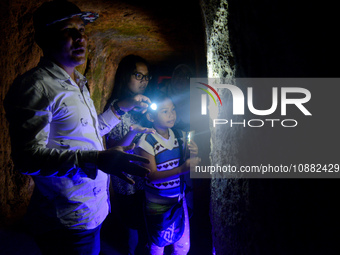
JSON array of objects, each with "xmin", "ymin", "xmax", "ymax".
[{"xmin": 201, "ymin": 0, "xmax": 339, "ymax": 254}]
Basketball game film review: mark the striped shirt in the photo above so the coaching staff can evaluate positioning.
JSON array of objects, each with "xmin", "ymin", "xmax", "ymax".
[{"xmin": 137, "ymin": 129, "xmax": 185, "ymax": 203}]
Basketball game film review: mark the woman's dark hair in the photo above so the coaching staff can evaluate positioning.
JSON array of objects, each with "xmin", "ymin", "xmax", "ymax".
[{"xmin": 104, "ymin": 54, "xmax": 150, "ymax": 111}]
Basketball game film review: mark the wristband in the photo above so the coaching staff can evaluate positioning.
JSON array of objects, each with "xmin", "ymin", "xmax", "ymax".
[{"xmin": 113, "ymin": 101, "xmax": 126, "ymax": 116}]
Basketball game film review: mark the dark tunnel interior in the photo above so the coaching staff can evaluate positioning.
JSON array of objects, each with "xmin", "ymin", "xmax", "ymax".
[{"xmin": 1, "ymin": 0, "xmax": 340, "ymax": 254}]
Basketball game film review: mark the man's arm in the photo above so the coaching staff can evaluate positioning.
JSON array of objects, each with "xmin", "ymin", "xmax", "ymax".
[
  {"xmin": 4, "ymin": 79, "xmax": 149, "ymax": 180},
  {"xmin": 97, "ymin": 107, "xmax": 121, "ymax": 137},
  {"xmin": 4, "ymin": 79, "xmax": 96, "ymax": 178}
]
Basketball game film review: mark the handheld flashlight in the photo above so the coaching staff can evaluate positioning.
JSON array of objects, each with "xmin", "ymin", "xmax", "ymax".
[
  {"xmin": 185, "ymin": 131, "xmax": 195, "ymax": 159},
  {"xmin": 187, "ymin": 131, "xmax": 195, "ymax": 144},
  {"xmin": 150, "ymin": 103, "xmax": 158, "ymax": 110}
]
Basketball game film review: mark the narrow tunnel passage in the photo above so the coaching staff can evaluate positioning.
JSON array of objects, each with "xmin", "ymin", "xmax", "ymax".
[{"xmin": 1, "ymin": 0, "xmax": 339, "ymax": 255}]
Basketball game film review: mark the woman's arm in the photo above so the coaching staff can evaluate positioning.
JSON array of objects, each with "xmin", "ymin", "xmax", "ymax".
[{"xmin": 107, "ymin": 124, "xmax": 155, "ymax": 148}]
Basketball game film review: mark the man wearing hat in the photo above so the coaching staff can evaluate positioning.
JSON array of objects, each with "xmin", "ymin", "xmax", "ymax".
[{"xmin": 4, "ymin": 1, "xmax": 151, "ymax": 254}]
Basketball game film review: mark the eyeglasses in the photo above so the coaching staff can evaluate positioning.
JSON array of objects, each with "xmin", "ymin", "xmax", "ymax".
[{"xmin": 132, "ymin": 72, "xmax": 152, "ymax": 81}]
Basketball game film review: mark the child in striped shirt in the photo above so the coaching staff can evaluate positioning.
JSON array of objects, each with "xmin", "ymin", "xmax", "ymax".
[{"xmin": 136, "ymin": 93, "xmax": 200, "ymax": 255}]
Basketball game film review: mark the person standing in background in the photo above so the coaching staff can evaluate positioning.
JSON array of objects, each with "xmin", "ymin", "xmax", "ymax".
[{"xmin": 104, "ymin": 54, "xmax": 155, "ymax": 255}]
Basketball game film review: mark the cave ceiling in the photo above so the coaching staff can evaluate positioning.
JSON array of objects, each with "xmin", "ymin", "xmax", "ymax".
[{"xmin": 73, "ymin": 0, "xmax": 205, "ymax": 75}]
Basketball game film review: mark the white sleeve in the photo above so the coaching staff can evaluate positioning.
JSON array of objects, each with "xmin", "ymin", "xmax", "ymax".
[{"xmin": 97, "ymin": 107, "xmax": 121, "ymax": 137}]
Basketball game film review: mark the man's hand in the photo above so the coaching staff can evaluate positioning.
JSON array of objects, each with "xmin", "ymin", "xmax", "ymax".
[
  {"xmin": 117, "ymin": 94, "xmax": 151, "ymax": 114},
  {"xmin": 97, "ymin": 144, "xmax": 150, "ymax": 184}
]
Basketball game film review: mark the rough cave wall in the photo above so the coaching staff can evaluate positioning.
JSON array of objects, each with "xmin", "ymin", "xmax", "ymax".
[
  {"xmin": 0, "ymin": 0, "xmax": 205, "ymax": 226},
  {"xmin": 0, "ymin": 0, "xmax": 41, "ymax": 226},
  {"xmin": 201, "ymin": 0, "xmax": 339, "ymax": 254}
]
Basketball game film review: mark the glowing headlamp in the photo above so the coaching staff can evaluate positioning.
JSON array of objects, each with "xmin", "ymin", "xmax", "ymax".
[{"xmin": 150, "ymin": 103, "xmax": 158, "ymax": 110}]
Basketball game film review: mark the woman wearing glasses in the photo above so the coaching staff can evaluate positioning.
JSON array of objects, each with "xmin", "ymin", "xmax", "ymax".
[{"xmin": 104, "ymin": 55, "xmax": 155, "ymax": 255}]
